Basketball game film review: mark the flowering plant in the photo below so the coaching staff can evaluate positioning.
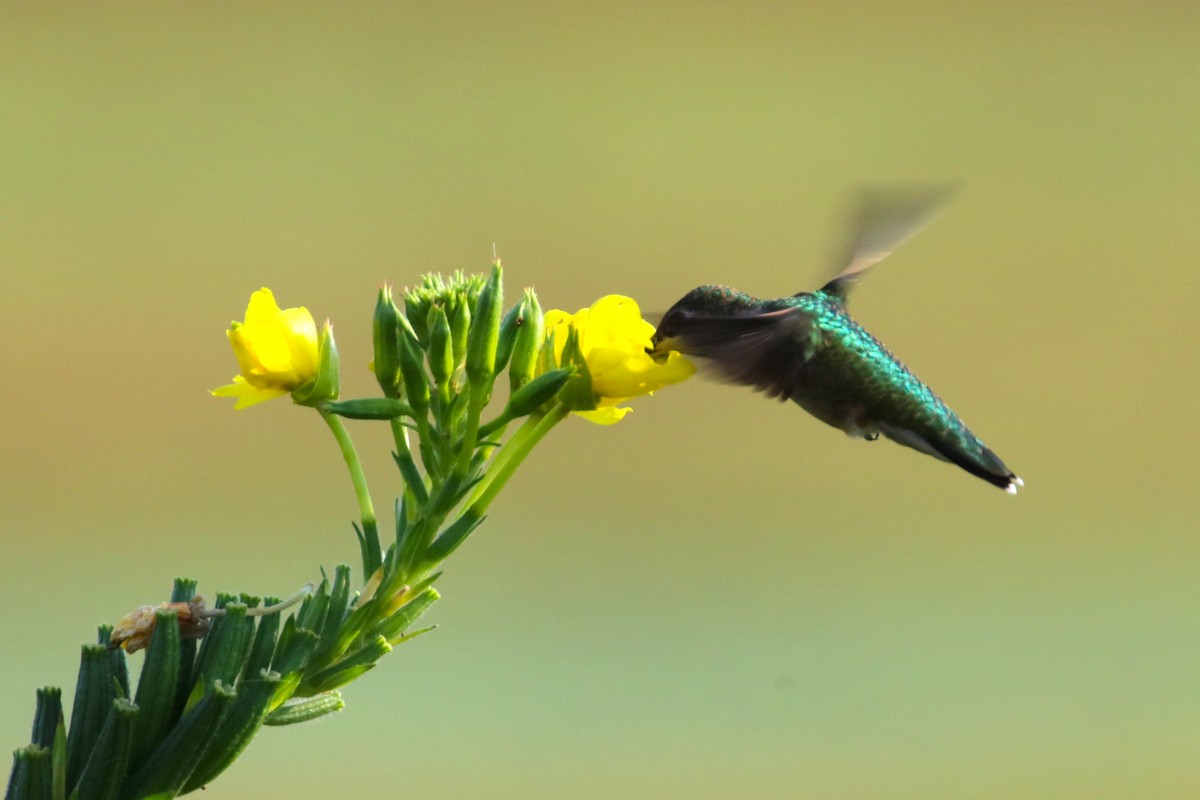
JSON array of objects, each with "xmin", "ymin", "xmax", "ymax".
[{"xmin": 4, "ymin": 264, "xmax": 691, "ymax": 800}]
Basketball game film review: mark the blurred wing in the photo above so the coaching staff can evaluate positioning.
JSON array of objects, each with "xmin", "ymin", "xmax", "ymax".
[
  {"xmin": 821, "ymin": 185, "xmax": 957, "ymax": 302},
  {"xmin": 664, "ymin": 307, "xmax": 814, "ymax": 401}
]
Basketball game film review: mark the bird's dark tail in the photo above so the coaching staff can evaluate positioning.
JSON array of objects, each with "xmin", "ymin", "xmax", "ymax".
[
  {"xmin": 938, "ymin": 442, "xmax": 1023, "ymax": 494},
  {"xmin": 878, "ymin": 422, "xmax": 1023, "ymax": 493}
]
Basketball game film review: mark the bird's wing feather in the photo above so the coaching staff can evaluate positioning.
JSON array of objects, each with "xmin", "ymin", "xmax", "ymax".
[
  {"xmin": 820, "ymin": 185, "xmax": 957, "ymax": 302},
  {"xmin": 665, "ymin": 307, "xmax": 814, "ymax": 401}
]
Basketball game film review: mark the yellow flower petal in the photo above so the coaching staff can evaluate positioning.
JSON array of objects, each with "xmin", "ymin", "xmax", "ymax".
[
  {"xmin": 576, "ymin": 406, "xmax": 632, "ymax": 425},
  {"xmin": 210, "ymin": 376, "xmax": 289, "ymax": 409},
  {"xmin": 212, "ymin": 288, "xmax": 320, "ymax": 409},
  {"xmin": 541, "ymin": 294, "xmax": 694, "ymax": 425}
]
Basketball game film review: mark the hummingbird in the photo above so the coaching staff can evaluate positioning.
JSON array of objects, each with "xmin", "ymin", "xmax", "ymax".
[{"xmin": 650, "ymin": 189, "xmax": 1022, "ymax": 493}]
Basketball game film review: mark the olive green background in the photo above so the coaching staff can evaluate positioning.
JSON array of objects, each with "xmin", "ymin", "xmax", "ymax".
[{"xmin": 2, "ymin": 3, "xmax": 1197, "ymax": 798}]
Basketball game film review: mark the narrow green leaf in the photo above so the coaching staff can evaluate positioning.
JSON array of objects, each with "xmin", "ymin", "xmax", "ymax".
[
  {"xmin": 271, "ymin": 627, "xmax": 320, "ymax": 678},
  {"xmin": 391, "ymin": 452, "xmax": 428, "ymax": 506},
  {"xmin": 300, "ymin": 664, "xmax": 376, "ymax": 695},
  {"xmin": 188, "ymin": 593, "xmax": 232, "ymax": 690},
  {"xmin": 71, "ymin": 699, "xmax": 137, "ymax": 800},
  {"xmin": 300, "ymin": 636, "xmax": 390, "ymax": 695},
  {"xmin": 167, "ymin": 584, "xmax": 199, "ymax": 728},
  {"xmin": 31, "ymin": 688, "xmax": 62, "ymax": 750},
  {"xmin": 129, "ymin": 608, "xmax": 182, "ymax": 765},
  {"xmin": 181, "ymin": 672, "xmax": 281, "ymax": 793},
  {"xmin": 242, "ymin": 600, "xmax": 281, "ymax": 683},
  {"xmin": 316, "ymin": 565, "xmax": 352, "ymax": 656},
  {"xmin": 369, "ymin": 588, "xmax": 440, "ymax": 644},
  {"xmin": 423, "ymin": 510, "xmax": 485, "ymax": 564},
  {"xmin": 397, "ymin": 516, "xmax": 433, "ymax": 578},
  {"xmin": 91, "ymin": 629, "xmax": 129, "ymax": 704},
  {"xmin": 316, "ymin": 593, "xmax": 377, "ymax": 672},
  {"xmin": 120, "ymin": 682, "xmax": 234, "ymax": 800},
  {"xmin": 51, "ymin": 720, "xmax": 66, "ymax": 800},
  {"xmin": 296, "ymin": 579, "xmax": 330, "ymax": 633},
  {"xmin": 189, "ymin": 604, "xmax": 249, "ymax": 693},
  {"xmin": 389, "ymin": 625, "xmax": 437, "ymax": 647},
  {"xmin": 6, "ymin": 746, "xmax": 50, "ymax": 800},
  {"xmin": 65, "ymin": 646, "xmax": 116, "ymax": 790},
  {"xmin": 273, "ymin": 614, "xmax": 296, "ymax": 666},
  {"xmin": 263, "ymin": 693, "xmax": 344, "ymax": 727},
  {"xmin": 168, "ymin": 579, "xmax": 197, "ymax": 604},
  {"xmin": 392, "ymin": 495, "xmax": 411, "ymax": 558}
]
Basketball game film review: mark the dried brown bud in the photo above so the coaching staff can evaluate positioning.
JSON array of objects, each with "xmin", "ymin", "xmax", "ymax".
[{"xmin": 109, "ymin": 596, "xmax": 210, "ymax": 653}]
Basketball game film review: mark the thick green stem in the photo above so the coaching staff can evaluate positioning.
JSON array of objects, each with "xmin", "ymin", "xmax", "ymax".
[
  {"xmin": 453, "ymin": 382, "xmax": 487, "ymax": 478},
  {"xmin": 477, "ymin": 409, "xmax": 514, "ymax": 441},
  {"xmin": 466, "ymin": 402, "xmax": 569, "ymax": 516},
  {"xmin": 322, "ymin": 411, "xmax": 381, "ymax": 575}
]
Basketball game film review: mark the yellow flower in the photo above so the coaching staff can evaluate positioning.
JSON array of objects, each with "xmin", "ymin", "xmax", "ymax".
[
  {"xmin": 543, "ymin": 295, "xmax": 694, "ymax": 424},
  {"xmin": 211, "ymin": 288, "xmax": 320, "ymax": 409}
]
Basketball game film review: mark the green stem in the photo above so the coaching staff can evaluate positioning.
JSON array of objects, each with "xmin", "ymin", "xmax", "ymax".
[
  {"xmin": 414, "ymin": 416, "xmax": 439, "ymax": 479},
  {"xmin": 321, "ymin": 411, "xmax": 381, "ymax": 575},
  {"xmin": 390, "ymin": 418, "xmax": 429, "ymax": 505},
  {"xmin": 453, "ymin": 382, "xmax": 487, "ymax": 478},
  {"xmin": 466, "ymin": 402, "xmax": 569, "ymax": 516},
  {"xmin": 477, "ymin": 409, "xmax": 514, "ymax": 441}
]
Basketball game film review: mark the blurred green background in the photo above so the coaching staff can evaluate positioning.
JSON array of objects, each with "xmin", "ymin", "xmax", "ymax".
[{"xmin": 2, "ymin": 3, "xmax": 1197, "ymax": 798}]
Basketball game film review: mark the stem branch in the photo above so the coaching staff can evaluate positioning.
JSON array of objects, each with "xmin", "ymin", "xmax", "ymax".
[{"xmin": 322, "ymin": 411, "xmax": 381, "ymax": 575}]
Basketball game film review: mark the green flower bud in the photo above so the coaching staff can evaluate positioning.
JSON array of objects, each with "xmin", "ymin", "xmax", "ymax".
[
  {"xmin": 507, "ymin": 367, "xmax": 572, "ymax": 418},
  {"xmin": 323, "ymin": 398, "xmax": 414, "ymax": 420},
  {"xmin": 427, "ymin": 305, "xmax": 454, "ymax": 389},
  {"xmin": 493, "ymin": 301, "xmax": 523, "ymax": 376},
  {"xmin": 372, "ymin": 286, "xmax": 403, "ymax": 398},
  {"xmin": 465, "ymin": 263, "xmax": 503, "ymax": 387},
  {"xmin": 293, "ymin": 323, "xmax": 340, "ymax": 407},
  {"xmin": 509, "ymin": 290, "xmax": 543, "ymax": 392},
  {"xmin": 555, "ymin": 328, "xmax": 597, "ymax": 411},
  {"xmin": 403, "ymin": 288, "xmax": 432, "ymax": 345},
  {"xmin": 395, "ymin": 317, "xmax": 430, "ymax": 414},
  {"xmin": 448, "ymin": 294, "xmax": 470, "ymax": 368}
]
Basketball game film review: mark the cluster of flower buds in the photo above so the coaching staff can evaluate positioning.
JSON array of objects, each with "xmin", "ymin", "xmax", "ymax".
[
  {"xmin": 329, "ymin": 265, "xmax": 576, "ymax": 621},
  {"xmin": 360, "ymin": 267, "xmax": 572, "ymax": 434}
]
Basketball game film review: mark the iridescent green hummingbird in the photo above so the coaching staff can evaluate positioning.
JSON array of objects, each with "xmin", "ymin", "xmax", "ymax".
[{"xmin": 650, "ymin": 189, "xmax": 1022, "ymax": 493}]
